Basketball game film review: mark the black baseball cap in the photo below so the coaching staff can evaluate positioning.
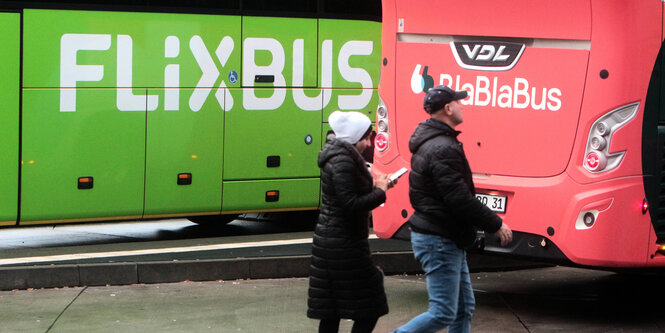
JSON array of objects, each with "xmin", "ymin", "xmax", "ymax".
[{"xmin": 423, "ymin": 85, "xmax": 468, "ymax": 113}]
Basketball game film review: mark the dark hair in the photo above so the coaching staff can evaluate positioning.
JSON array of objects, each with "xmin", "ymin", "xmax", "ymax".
[{"xmin": 359, "ymin": 125, "xmax": 373, "ymax": 141}]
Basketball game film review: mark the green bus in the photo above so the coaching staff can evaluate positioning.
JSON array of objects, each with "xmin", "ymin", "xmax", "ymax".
[{"xmin": 0, "ymin": 0, "xmax": 381, "ymax": 226}]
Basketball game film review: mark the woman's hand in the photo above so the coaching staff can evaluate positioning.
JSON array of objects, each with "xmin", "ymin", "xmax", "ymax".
[
  {"xmin": 374, "ymin": 173, "xmax": 392, "ymax": 191},
  {"xmin": 387, "ymin": 176, "xmax": 397, "ymax": 189}
]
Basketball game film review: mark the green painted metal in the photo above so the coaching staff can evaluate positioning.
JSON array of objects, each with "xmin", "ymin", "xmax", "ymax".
[
  {"xmin": 222, "ymin": 178, "xmax": 320, "ymax": 213},
  {"xmin": 20, "ymin": 89, "xmax": 146, "ymax": 222},
  {"xmin": 21, "ymin": 10, "xmax": 244, "ymax": 222},
  {"xmin": 141, "ymin": 15, "xmax": 240, "ymax": 217},
  {"xmin": 223, "ymin": 88, "xmax": 323, "ymax": 180},
  {"xmin": 243, "ymin": 16, "xmax": 317, "ymax": 88},
  {"xmin": 320, "ymin": 19, "xmax": 381, "ymax": 120},
  {"xmin": 321, "ymin": 123, "xmax": 333, "ymax": 149},
  {"xmin": 222, "ymin": 16, "xmax": 321, "ymax": 180},
  {"xmin": 17, "ymin": 9, "xmax": 380, "ymax": 224},
  {"xmin": 0, "ymin": 13, "xmax": 19, "ymax": 225},
  {"xmin": 23, "ymin": 9, "xmax": 240, "ymax": 89},
  {"xmin": 144, "ymin": 89, "xmax": 226, "ymax": 217},
  {"xmin": 319, "ymin": 19, "xmax": 381, "ymax": 89},
  {"xmin": 322, "ymin": 89, "xmax": 379, "ymax": 123}
]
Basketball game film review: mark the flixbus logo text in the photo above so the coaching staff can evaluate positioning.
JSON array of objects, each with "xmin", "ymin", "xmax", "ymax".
[{"xmin": 59, "ymin": 34, "xmax": 374, "ymax": 112}]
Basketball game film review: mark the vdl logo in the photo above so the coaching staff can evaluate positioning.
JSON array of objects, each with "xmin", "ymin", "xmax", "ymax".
[
  {"xmin": 410, "ymin": 41, "xmax": 526, "ymax": 94},
  {"xmin": 450, "ymin": 41, "xmax": 525, "ymax": 71}
]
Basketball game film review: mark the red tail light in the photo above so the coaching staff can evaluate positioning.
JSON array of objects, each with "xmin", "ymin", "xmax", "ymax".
[
  {"xmin": 585, "ymin": 151, "xmax": 606, "ymax": 171},
  {"xmin": 375, "ymin": 97, "xmax": 389, "ymax": 152},
  {"xmin": 375, "ymin": 133, "xmax": 388, "ymax": 151}
]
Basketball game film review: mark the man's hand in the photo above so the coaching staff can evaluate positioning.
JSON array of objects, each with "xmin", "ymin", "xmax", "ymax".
[{"xmin": 494, "ymin": 223, "xmax": 513, "ymax": 246}]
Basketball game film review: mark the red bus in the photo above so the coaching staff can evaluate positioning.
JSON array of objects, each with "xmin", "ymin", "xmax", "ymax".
[{"xmin": 373, "ymin": 0, "xmax": 665, "ymax": 268}]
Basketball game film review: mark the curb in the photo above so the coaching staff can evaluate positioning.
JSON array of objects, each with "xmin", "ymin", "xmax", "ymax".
[{"xmin": 0, "ymin": 252, "xmax": 545, "ymax": 290}]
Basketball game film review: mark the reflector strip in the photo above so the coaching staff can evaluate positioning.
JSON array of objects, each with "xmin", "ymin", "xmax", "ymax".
[
  {"xmin": 177, "ymin": 173, "xmax": 192, "ymax": 185},
  {"xmin": 265, "ymin": 190, "xmax": 280, "ymax": 202},
  {"xmin": 77, "ymin": 176, "xmax": 93, "ymax": 189}
]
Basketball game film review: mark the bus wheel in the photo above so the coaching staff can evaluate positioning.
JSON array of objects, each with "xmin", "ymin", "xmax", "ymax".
[{"xmin": 188, "ymin": 214, "xmax": 239, "ymax": 226}]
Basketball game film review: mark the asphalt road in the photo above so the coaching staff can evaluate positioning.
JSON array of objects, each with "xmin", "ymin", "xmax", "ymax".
[
  {"xmin": 0, "ymin": 212, "xmax": 318, "ymax": 251},
  {"xmin": 0, "ymin": 213, "xmax": 418, "ymax": 268}
]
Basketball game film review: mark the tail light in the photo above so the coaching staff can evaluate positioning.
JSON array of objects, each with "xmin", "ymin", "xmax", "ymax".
[
  {"xmin": 583, "ymin": 102, "xmax": 639, "ymax": 173},
  {"xmin": 657, "ymin": 243, "xmax": 665, "ymax": 256},
  {"xmin": 375, "ymin": 96, "xmax": 389, "ymax": 152}
]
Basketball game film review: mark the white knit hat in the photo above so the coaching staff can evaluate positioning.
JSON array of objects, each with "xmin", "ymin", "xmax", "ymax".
[{"xmin": 328, "ymin": 111, "xmax": 372, "ymax": 144}]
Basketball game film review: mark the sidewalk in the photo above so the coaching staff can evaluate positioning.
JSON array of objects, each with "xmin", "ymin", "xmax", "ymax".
[{"xmin": 0, "ymin": 273, "xmax": 528, "ymax": 333}]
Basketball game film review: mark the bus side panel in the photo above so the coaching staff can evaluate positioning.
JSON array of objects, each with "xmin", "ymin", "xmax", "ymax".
[
  {"xmin": 21, "ymin": 10, "xmax": 148, "ymax": 223},
  {"xmin": 20, "ymin": 89, "xmax": 146, "ymax": 223},
  {"xmin": 223, "ymin": 88, "xmax": 322, "ymax": 180},
  {"xmin": 319, "ymin": 19, "xmax": 381, "ymax": 121},
  {"xmin": 322, "ymin": 89, "xmax": 379, "ymax": 130},
  {"xmin": 22, "ymin": 10, "xmax": 238, "ymax": 89},
  {"xmin": 142, "ymin": 14, "xmax": 241, "ymax": 218},
  {"xmin": 242, "ymin": 16, "xmax": 318, "ymax": 89},
  {"xmin": 222, "ymin": 85, "xmax": 321, "ymax": 212},
  {"xmin": 223, "ymin": 18, "xmax": 319, "ymax": 181},
  {"xmin": 0, "ymin": 13, "xmax": 19, "ymax": 226},
  {"xmin": 144, "ymin": 88, "xmax": 224, "ymax": 218},
  {"xmin": 643, "ymin": 4, "xmax": 665, "ymax": 256},
  {"xmin": 222, "ymin": 178, "xmax": 320, "ymax": 213}
]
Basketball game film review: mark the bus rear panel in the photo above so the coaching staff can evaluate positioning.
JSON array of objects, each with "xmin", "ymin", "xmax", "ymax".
[{"xmin": 374, "ymin": 0, "xmax": 665, "ymax": 268}]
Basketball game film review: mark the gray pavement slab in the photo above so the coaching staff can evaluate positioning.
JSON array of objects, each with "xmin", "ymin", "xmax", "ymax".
[
  {"xmin": 2, "ymin": 274, "xmax": 522, "ymax": 333},
  {"xmin": 0, "ymin": 286, "xmax": 83, "ymax": 332},
  {"xmin": 4, "ymin": 266, "xmax": 640, "ymax": 333},
  {"xmin": 2, "ymin": 254, "xmax": 661, "ymax": 333}
]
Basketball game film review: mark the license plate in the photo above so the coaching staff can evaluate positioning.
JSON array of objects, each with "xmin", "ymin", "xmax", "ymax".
[{"xmin": 476, "ymin": 193, "xmax": 507, "ymax": 213}]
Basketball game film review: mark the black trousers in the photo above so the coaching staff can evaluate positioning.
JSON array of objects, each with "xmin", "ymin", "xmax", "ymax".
[{"xmin": 319, "ymin": 317, "xmax": 379, "ymax": 333}]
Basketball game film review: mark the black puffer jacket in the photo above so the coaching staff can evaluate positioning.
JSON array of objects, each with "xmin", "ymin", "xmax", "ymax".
[
  {"xmin": 408, "ymin": 119, "xmax": 502, "ymax": 248},
  {"xmin": 307, "ymin": 136, "xmax": 388, "ymax": 320}
]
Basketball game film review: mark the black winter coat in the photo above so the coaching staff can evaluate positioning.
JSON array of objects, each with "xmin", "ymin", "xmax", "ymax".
[
  {"xmin": 307, "ymin": 136, "xmax": 389, "ymax": 320},
  {"xmin": 408, "ymin": 119, "xmax": 502, "ymax": 248}
]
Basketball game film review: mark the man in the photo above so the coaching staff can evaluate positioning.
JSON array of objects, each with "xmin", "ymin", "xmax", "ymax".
[{"xmin": 394, "ymin": 85, "xmax": 512, "ymax": 333}]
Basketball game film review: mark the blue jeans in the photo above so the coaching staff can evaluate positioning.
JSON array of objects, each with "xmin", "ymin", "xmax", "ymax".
[{"xmin": 394, "ymin": 231, "xmax": 475, "ymax": 333}]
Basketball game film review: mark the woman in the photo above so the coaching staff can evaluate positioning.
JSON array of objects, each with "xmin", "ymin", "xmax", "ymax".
[{"xmin": 307, "ymin": 111, "xmax": 395, "ymax": 333}]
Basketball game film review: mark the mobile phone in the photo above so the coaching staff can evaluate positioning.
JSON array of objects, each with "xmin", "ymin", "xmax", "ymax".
[{"xmin": 389, "ymin": 167, "xmax": 408, "ymax": 182}]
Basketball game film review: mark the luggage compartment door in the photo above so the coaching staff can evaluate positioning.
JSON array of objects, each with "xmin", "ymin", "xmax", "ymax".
[
  {"xmin": 0, "ymin": 13, "xmax": 19, "ymax": 226},
  {"xmin": 223, "ymin": 17, "xmax": 320, "ymax": 180},
  {"xmin": 21, "ymin": 10, "xmax": 147, "ymax": 223}
]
